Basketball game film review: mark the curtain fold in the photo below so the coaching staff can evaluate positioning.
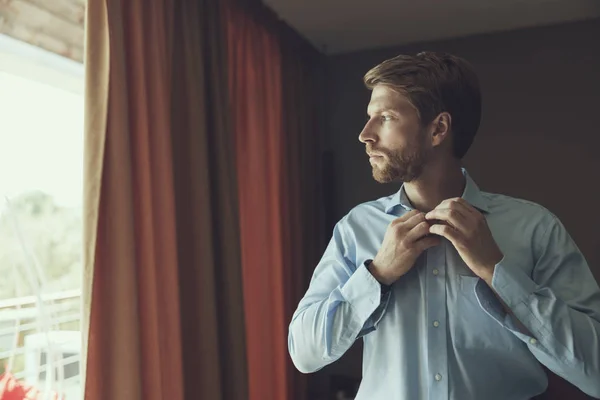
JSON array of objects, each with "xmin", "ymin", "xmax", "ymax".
[
  {"xmin": 85, "ymin": 0, "xmax": 323, "ymax": 398},
  {"xmin": 227, "ymin": 6, "xmax": 287, "ymax": 399},
  {"xmin": 227, "ymin": 1, "xmax": 325, "ymax": 399},
  {"xmin": 84, "ymin": 0, "xmax": 183, "ymax": 398},
  {"xmin": 81, "ymin": 0, "xmax": 109, "ymax": 389},
  {"xmin": 279, "ymin": 33, "xmax": 326, "ymax": 400},
  {"xmin": 83, "ymin": 0, "xmax": 247, "ymax": 399},
  {"xmin": 170, "ymin": 0, "xmax": 248, "ymax": 398}
]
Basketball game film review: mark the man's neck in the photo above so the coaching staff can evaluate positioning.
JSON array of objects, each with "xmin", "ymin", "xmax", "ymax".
[{"xmin": 403, "ymin": 159, "xmax": 466, "ymax": 213}]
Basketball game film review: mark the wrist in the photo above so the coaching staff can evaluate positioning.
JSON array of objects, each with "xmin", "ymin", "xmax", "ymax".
[
  {"xmin": 479, "ymin": 265, "xmax": 496, "ymax": 287},
  {"xmin": 367, "ymin": 260, "xmax": 395, "ymax": 286},
  {"xmin": 478, "ymin": 252, "xmax": 502, "ymax": 287}
]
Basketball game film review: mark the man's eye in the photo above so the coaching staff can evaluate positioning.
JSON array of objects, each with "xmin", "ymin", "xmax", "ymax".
[{"xmin": 381, "ymin": 115, "xmax": 393, "ymax": 122}]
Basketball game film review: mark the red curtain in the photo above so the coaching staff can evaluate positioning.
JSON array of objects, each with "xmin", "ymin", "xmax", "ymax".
[
  {"xmin": 227, "ymin": 2, "xmax": 324, "ymax": 399},
  {"xmin": 227, "ymin": 5, "xmax": 288, "ymax": 400},
  {"xmin": 83, "ymin": 0, "xmax": 248, "ymax": 399},
  {"xmin": 84, "ymin": 0, "xmax": 322, "ymax": 397}
]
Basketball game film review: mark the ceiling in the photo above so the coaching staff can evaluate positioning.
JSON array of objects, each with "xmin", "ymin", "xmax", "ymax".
[
  {"xmin": 0, "ymin": 0, "xmax": 85, "ymax": 63},
  {"xmin": 262, "ymin": 0, "xmax": 600, "ymax": 54}
]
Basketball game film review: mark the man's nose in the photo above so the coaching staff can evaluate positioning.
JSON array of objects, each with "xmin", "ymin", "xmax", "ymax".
[{"xmin": 359, "ymin": 122, "xmax": 376, "ymax": 144}]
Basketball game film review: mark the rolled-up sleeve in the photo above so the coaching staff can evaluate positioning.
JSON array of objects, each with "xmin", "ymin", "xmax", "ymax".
[{"xmin": 475, "ymin": 214, "xmax": 600, "ymax": 398}]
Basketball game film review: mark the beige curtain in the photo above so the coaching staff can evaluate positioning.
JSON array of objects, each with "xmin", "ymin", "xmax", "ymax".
[{"xmin": 83, "ymin": 0, "xmax": 247, "ymax": 398}]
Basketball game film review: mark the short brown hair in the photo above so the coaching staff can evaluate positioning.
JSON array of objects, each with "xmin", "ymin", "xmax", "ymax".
[{"xmin": 364, "ymin": 52, "xmax": 481, "ymax": 159}]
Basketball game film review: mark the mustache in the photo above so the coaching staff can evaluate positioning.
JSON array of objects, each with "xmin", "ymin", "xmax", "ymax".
[{"xmin": 366, "ymin": 146, "xmax": 390, "ymax": 157}]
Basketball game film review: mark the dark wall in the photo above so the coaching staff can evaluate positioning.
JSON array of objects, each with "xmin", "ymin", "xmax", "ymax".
[{"xmin": 314, "ymin": 18, "xmax": 600, "ymax": 400}]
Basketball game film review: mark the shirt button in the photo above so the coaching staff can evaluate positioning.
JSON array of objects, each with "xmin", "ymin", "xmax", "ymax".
[
  {"xmin": 433, "ymin": 320, "xmax": 440, "ymax": 328},
  {"xmin": 432, "ymin": 269, "xmax": 439, "ymax": 276},
  {"xmin": 529, "ymin": 338, "xmax": 538, "ymax": 345},
  {"xmin": 434, "ymin": 373, "xmax": 442, "ymax": 381}
]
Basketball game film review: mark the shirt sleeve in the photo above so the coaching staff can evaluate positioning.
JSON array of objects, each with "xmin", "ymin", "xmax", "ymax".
[
  {"xmin": 474, "ymin": 213, "xmax": 600, "ymax": 398},
  {"xmin": 288, "ymin": 221, "xmax": 392, "ymax": 374}
]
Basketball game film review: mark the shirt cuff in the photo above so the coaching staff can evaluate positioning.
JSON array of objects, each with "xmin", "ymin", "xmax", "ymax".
[
  {"xmin": 475, "ymin": 278, "xmax": 506, "ymax": 325},
  {"xmin": 340, "ymin": 263, "xmax": 383, "ymax": 324},
  {"xmin": 475, "ymin": 262, "xmax": 545, "ymax": 341},
  {"xmin": 491, "ymin": 262, "xmax": 537, "ymax": 309}
]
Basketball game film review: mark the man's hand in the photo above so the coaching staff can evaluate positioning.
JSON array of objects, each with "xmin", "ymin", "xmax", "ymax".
[
  {"xmin": 425, "ymin": 198, "xmax": 503, "ymax": 284},
  {"xmin": 370, "ymin": 210, "xmax": 441, "ymax": 285}
]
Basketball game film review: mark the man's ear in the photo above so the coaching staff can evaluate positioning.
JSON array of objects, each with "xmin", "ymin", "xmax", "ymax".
[{"xmin": 431, "ymin": 112, "xmax": 452, "ymax": 147}]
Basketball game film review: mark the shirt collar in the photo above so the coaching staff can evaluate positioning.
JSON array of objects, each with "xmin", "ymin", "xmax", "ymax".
[{"xmin": 385, "ymin": 169, "xmax": 490, "ymax": 214}]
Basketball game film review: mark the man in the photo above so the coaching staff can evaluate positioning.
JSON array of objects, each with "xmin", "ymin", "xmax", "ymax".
[{"xmin": 288, "ymin": 52, "xmax": 600, "ymax": 400}]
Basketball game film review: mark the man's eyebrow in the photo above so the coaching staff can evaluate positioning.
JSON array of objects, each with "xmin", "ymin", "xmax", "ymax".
[
  {"xmin": 367, "ymin": 102, "xmax": 389, "ymax": 115},
  {"xmin": 368, "ymin": 103, "xmax": 399, "ymax": 116}
]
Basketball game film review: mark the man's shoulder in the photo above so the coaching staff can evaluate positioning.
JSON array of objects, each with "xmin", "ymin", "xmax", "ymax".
[{"xmin": 481, "ymin": 190, "xmax": 557, "ymax": 225}]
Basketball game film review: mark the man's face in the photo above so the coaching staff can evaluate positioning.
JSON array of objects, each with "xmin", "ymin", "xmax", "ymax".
[{"xmin": 359, "ymin": 85, "xmax": 431, "ymax": 183}]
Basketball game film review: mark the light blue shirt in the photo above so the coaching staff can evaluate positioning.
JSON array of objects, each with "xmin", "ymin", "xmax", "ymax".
[{"xmin": 288, "ymin": 170, "xmax": 600, "ymax": 400}]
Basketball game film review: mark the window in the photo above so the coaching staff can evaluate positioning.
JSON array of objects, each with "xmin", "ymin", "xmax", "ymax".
[{"xmin": 0, "ymin": 25, "xmax": 84, "ymax": 400}]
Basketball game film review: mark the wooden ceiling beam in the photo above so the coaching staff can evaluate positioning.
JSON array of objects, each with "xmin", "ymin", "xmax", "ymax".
[
  {"xmin": 20, "ymin": 0, "xmax": 85, "ymax": 27},
  {"xmin": 0, "ymin": 0, "xmax": 84, "ymax": 63}
]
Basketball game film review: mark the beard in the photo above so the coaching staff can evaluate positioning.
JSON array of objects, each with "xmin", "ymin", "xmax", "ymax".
[{"xmin": 369, "ymin": 138, "xmax": 430, "ymax": 184}]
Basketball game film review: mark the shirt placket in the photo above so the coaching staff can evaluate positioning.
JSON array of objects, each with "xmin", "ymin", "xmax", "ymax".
[{"xmin": 427, "ymin": 241, "xmax": 449, "ymax": 399}]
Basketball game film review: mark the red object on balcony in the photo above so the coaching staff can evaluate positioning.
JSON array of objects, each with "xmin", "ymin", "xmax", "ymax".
[{"xmin": 0, "ymin": 370, "xmax": 63, "ymax": 400}]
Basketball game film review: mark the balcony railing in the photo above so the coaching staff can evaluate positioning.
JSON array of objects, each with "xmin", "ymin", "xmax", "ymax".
[{"xmin": 0, "ymin": 289, "xmax": 82, "ymax": 397}]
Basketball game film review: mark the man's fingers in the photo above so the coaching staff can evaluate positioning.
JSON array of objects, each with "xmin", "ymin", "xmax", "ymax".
[
  {"xmin": 426, "ymin": 208, "xmax": 468, "ymax": 233},
  {"xmin": 429, "ymin": 223, "xmax": 463, "ymax": 247},
  {"xmin": 405, "ymin": 212, "xmax": 427, "ymax": 228},
  {"xmin": 392, "ymin": 211, "xmax": 426, "ymax": 232},
  {"xmin": 436, "ymin": 197, "xmax": 476, "ymax": 216},
  {"xmin": 395, "ymin": 209, "xmax": 421, "ymax": 223},
  {"xmin": 404, "ymin": 221, "xmax": 431, "ymax": 243},
  {"xmin": 414, "ymin": 235, "xmax": 441, "ymax": 253}
]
